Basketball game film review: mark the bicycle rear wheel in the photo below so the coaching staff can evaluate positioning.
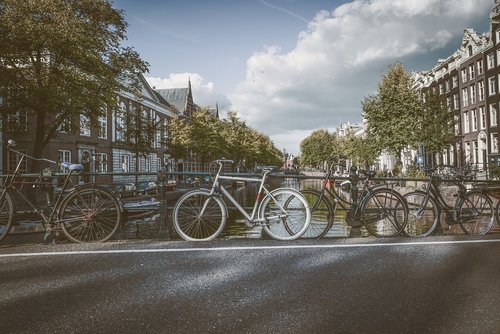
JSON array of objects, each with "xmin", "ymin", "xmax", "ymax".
[
  {"xmin": 59, "ymin": 186, "xmax": 121, "ymax": 243},
  {"xmin": 459, "ymin": 191, "xmax": 494, "ymax": 235},
  {"xmin": 403, "ymin": 191, "xmax": 439, "ymax": 237},
  {"xmin": 0, "ymin": 191, "xmax": 14, "ymax": 242},
  {"xmin": 260, "ymin": 189, "xmax": 310, "ymax": 241},
  {"xmin": 173, "ymin": 189, "xmax": 227, "ymax": 241},
  {"xmin": 362, "ymin": 188, "xmax": 407, "ymax": 237},
  {"xmin": 295, "ymin": 189, "xmax": 333, "ymax": 238}
]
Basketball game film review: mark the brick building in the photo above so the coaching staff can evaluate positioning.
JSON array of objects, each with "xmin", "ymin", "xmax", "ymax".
[{"xmin": 415, "ymin": 2, "xmax": 500, "ymax": 170}]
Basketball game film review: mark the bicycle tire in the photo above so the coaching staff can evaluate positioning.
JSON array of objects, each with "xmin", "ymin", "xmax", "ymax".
[
  {"xmin": 495, "ymin": 200, "xmax": 500, "ymax": 227},
  {"xmin": 459, "ymin": 191, "xmax": 494, "ymax": 235},
  {"xmin": 260, "ymin": 188, "xmax": 310, "ymax": 241},
  {"xmin": 403, "ymin": 190, "xmax": 439, "ymax": 237},
  {"xmin": 0, "ymin": 191, "xmax": 15, "ymax": 242},
  {"xmin": 173, "ymin": 189, "xmax": 227, "ymax": 241},
  {"xmin": 292, "ymin": 189, "xmax": 333, "ymax": 238},
  {"xmin": 59, "ymin": 185, "xmax": 121, "ymax": 243},
  {"xmin": 361, "ymin": 188, "xmax": 408, "ymax": 237}
]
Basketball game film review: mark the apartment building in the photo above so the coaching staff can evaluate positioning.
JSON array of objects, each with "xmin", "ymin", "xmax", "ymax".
[{"xmin": 415, "ymin": 2, "xmax": 500, "ymax": 170}]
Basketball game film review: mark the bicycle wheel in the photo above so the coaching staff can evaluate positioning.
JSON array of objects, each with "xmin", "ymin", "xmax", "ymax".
[
  {"xmin": 0, "ymin": 191, "xmax": 14, "ymax": 242},
  {"xmin": 361, "ymin": 188, "xmax": 408, "ymax": 237},
  {"xmin": 173, "ymin": 189, "xmax": 226, "ymax": 241},
  {"xmin": 294, "ymin": 189, "xmax": 333, "ymax": 238},
  {"xmin": 260, "ymin": 188, "xmax": 310, "ymax": 241},
  {"xmin": 459, "ymin": 191, "xmax": 494, "ymax": 235},
  {"xmin": 59, "ymin": 186, "xmax": 121, "ymax": 243},
  {"xmin": 403, "ymin": 191, "xmax": 439, "ymax": 237},
  {"xmin": 496, "ymin": 200, "xmax": 500, "ymax": 227}
]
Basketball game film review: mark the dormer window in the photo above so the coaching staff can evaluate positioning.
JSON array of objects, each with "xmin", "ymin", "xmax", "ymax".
[
  {"xmin": 496, "ymin": 29, "xmax": 500, "ymax": 44},
  {"xmin": 468, "ymin": 45, "xmax": 473, "ymax": 57}
]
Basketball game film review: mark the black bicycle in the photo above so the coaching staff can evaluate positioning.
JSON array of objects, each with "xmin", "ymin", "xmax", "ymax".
[
  {"xmin": 403, "ymin": 166, "xmax": 494, "ymax": 237},
  {"xmin": 300, "ymin": 162, "xmax": 408, "ymax": 238},
  {"xmin": 0, "ymin": 140, "xmax": 122, "ymax": 243}
]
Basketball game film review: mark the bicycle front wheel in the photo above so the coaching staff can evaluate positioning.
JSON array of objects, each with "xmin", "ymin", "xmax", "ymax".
[
  {"xmin": 260, "ymin": 189, "xmax": 310, "ymax": 241},
  {"xmin": 403, "ymin": 191, "xmax": 439, "ymax": 237},
  {"xmin": 59, "ymin": 186, "xmax": 121, "ymax": 243},
  {"xmin": 459, "ymin": 191, "xmax": 494, "ymax": 235},
  {"xmin": 362, "ymin": 188, "xmax": 408, "ymax": 237},
  {"xmin": 295, "ymin": 189, "xmax": 333, "ymax": 238},
  {"xmin": 0, "ymin": 191, "xmax": 14, "ymax": 242},
  {"xmin": 173, "ymin": 190, "xmax": 227, "ymax": 241}
]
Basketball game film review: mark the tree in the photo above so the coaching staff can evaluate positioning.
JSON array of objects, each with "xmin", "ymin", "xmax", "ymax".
[
  {"xmin": 299, "ymin": 129, "xmax": 340, "ymax": 169},
  {"xmin": 416, "ymin": 90, "xmax": 456, "ymax": 156},
  {"xmin": 0, "ymin": 0, "xmax": 148, "ymax": 169},
  {"xmin": 189, "ymin": 108, "xmax": 225, "ymax": 164},
  {"xmin": 339, "ymin": 131, "xmax": 379, "ymax": 169},
  {"xmin": 362, "ymin": 63, "xmax": 421, "ymax": 165}
]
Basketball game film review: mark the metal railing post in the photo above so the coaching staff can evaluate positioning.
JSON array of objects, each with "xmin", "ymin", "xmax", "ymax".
[{"xmin": 157, "ymin": 168, "xmax": 170, "ymax": 240}]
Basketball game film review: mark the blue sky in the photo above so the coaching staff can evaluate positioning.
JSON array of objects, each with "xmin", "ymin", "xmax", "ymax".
[{"xmin": 113, "ymin": 0, "xmax": 493, "ymax": 155}]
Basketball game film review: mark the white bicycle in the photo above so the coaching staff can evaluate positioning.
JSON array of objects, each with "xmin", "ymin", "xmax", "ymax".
[{"xmin": 172, "ymin": 160, "xmax": 311, "ymax": 241}]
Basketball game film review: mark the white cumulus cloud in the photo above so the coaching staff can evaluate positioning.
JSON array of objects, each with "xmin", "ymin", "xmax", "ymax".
[{"xmin": 230, "ymin": 0, "xmax": 492, "ymax": 154}]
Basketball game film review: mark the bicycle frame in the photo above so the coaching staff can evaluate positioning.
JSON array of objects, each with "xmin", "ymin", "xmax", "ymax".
[
  {"xmin": 202, "ymin": 164, "xmax": 287, "ymax": 224},
  {"xmin": 1, "ymin": 145, "xmax": 79, "ymax": 227}
]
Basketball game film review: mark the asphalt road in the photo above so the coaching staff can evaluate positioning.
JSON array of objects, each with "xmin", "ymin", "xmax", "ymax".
[{"xmin": 1, "ymin": 236, "xmax": 500, "ymax": 334}]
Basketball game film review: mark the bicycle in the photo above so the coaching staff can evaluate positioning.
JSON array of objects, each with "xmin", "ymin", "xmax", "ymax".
[
  {"xmin": 0, "ymin": 140, "xmax": 122, "ymax": 243},
  {"xmin": 403, "ymin": 166, "xmax": 494, "ymax": 237},
  {"xmin": 299, "ymin": 163, "xmax": 408, "ymax": 238},
  {"xmin": 172, "ymin": 159, "xmax": 311, "ymax": 241}
]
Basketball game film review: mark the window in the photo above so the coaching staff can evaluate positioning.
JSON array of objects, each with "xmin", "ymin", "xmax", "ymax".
[
  {"xmin": 446, "ymin": 97, "xmax": 452, "ymax": 111},
  {"xmin": 462, "ymin": 88, "xmax": 469, "ymax": 107},
  {"xmin": 464, "ymin": 111, "xmax": 470, "ymax": 134},
  {"xmin": 96, "ymin": 153, "xmax": 108, "ymax": 173},
  {"xmin": 461, "ymin": 68, "xmax": 467, "ymax": 83},
  {"xmin": 121, "ymin": 155, "xmax": 130, "ymax": 172},
  {"xmin": 465, "ymin": 142, "xmax": 471, "ymax": 163},
  {"xmin": 453, "ymin": 93, "xmax": 460, "ymax": 110},
  {"xmin": 489, "ymin": 76, "xmax": 496, "ymax": 95},
  {"xmin": 58, "ymin": 150, "xmax": 71, "ymax": 172},
  {"xmin": 472, "ymin": 109, "xmax": 477, "ymax": 131},
  {"xmin": 452, "ymin": 75, "xmax": 458, "ymax": 88},
  {"xmin": 454, "ymin": 115, "xmax": 460, "ymax": 135},
  {"xmin": 491, "ymin": 103, "xmax": 498, "ymax": 127},
  {"xmin": 57, "ymin": 113, "xmax": 71, "ymax": 133},
  {"xmin": 477, "ymin": 59, "xmax": 484, "ymax": 74},
  {"xmin": 116, "ymin": 102, "xmax": 127, "ymax": 141},
  {"xmin": 7, "ymin": 110, "xmax": 28, "ymax": 132},
  {"xmin": 478, "ymin": 81, "xmax": 485, "ymax": 101},
  {"xmin": 439, "ymin": 83, "xmax": 444, "ymax": 95},
  {"xmin": 98, "ymin": 115, "xmax": 107, "ymax": 139},
  {"xmin": 468, "ymin": 45, "xmax": 473, "ymax": 57},
  {"xmin": 480, "ymin": 107, "xmax": 486, "ymax": 130},
  {"xmin": 470, "ymin": 85, "xmax": 476, "ymax": 104},
  {"xmin": 488, "ymin": 53, "xmax": 495, "ymax": 69},
  {"xmin": 497, "ymin": 50, "xmax": 500, "ymax": 67},
  {"xmin": 469, "ymin": 64, "xmax": 475, "ymax": 80},
  {"xmin": 473, "ymin": 140, "xmax": 478, "ymax": 163},
  {"xmin": 163, "ymin": 118, "xmax": 169, "ymax": 141},
  {"xmin": 445, "ymin": 80, "xmax": 450, "ymax": 92},
  {"xmin": 8, "ymin": 149, "xmax": 27, "ymax": 173},
  {"xmin": 80, "ymin": 114, "xmax": 91, "ymax": 136},
  {"xmin": 492, "ymin": 133, "xmax": 499, "ymax": 153},
  {"xmin": 144, "ymin": 156, "xmax": 151, "ymax": 172}
]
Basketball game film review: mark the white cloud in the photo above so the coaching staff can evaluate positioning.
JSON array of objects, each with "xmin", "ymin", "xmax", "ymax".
[
  {"xmin": 230, "ymin": 0, "xmax": 492, "ymax": 155},
  {"xmin": 146, "ymin": 73, "xmax": 232, "ymax": 113}
]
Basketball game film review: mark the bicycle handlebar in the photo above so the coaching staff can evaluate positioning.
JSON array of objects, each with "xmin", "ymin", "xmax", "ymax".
[{"xmin": 8, "ymin": 146, "xmax": 57, "ymax": 165}]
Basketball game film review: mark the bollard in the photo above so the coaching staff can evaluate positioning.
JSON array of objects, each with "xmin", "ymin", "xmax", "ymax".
[{"xmin": 157, "ymin": 168, "xmax": 170, "ymax": 240}]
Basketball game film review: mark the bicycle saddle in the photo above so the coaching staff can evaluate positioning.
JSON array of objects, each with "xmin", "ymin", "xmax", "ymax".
[{"xmin": 61, "ymin": 162, "xmax": 84, "ymax": 172}]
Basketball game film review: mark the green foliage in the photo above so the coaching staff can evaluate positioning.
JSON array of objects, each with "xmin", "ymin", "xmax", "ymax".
[
  {"xmin": 167, "ymin": 110, "xmax": 282, "ymax": 168},
  {"xmin": 338, "ymin": 131, "xmax": 379, "ymax": 169},
  {"xmin": 299, "ymin": 129, "xmax": 340, "ymax": 168},
  {"xmin": 362, "ymin": 63, "xmax": 422, "ymax": 161},
  {"xmin": 362, "ymin": 63, "xmax": 456, "ymax": 162},
  {"xmin": 416, "ymin": 90, "xmax": 456, "ymax": 155},
  {"xmin": 0, "ymin": 0, "xmax": 148, "ymax": 160},
  {"xmin": 489, "ymin": 164, "xmax": 500, "ymax": 180}
]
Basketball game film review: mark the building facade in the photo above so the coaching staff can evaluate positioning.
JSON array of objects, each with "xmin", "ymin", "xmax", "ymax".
[
  {"xmin": 1, "ymin": 74, "xmax": 178, "ymax": 184},
  {"xmin": 415, "ymin": 2, "xmax": 500, "ymax": 171}
]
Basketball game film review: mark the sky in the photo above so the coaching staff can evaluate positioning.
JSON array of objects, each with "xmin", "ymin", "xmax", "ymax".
[{"xmin": 113, "ymin": 0, "xmax": 493, "ymax": 155}]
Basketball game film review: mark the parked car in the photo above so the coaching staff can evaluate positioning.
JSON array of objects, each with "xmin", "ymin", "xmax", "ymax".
[{"xmin": 136, "ymin": 181, "xmax": 158, "ymax": 195}]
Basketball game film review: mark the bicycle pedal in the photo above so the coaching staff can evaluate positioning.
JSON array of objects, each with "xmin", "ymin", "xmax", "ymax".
[{"xmin": 235, "ymin": 218, "xmax": 254, "ymax": 227}]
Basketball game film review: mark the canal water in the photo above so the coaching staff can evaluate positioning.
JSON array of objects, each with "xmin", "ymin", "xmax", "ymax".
[{"xmin": 219, "ymin": 177, "xmax": 368, "ymax": 239}]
